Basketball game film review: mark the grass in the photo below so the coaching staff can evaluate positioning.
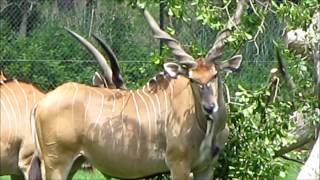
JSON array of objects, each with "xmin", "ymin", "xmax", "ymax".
[
  {"xmin": 73, "ymin": 169, "xmax": 105, "ymax": 180},
  {"xmin": 277, "ymin": 160, "xmax": 302, "ymax": 180},
  {"xmin": 0, "ymin": 169, "xmax": 105, "ymax": 180},
  {"xmin": 0, "ymin": 161, "xmax": 301, "ymax": 180},
  {"xmin": 0, "ymin": 176, "xmax": 9, "ymax": 180}
]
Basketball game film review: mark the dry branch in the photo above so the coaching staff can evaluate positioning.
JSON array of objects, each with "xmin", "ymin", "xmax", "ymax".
[
  {"xmin": 280, "ymin": 155, "xmax": 304, "ymax": 164},
  {"xmin": 205, "ymin": 0, "xmax": 247, "ymax": 62},
  {"xmin": 274, "ymin": 125, "xmax": 314, "ymax": 158},
  {"xmin": 276, "ymin": 49, "xmax": 296, "ymax": 92},
  {"xmin": 266, "ymin": 68, "xmax": 280, "ymax": 104}
]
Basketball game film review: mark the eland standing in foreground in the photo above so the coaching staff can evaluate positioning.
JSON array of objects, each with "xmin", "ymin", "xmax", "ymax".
[{"xmin": 29, "ymin": 2, "xmax": 246, "ymax": 179}]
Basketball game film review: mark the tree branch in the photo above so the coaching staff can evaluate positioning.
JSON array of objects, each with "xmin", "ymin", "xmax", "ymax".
[
  {"xmin": 280, "ymin": 155, "xmax": 304, "ymax": 164},
  {"xmin": 205, "ymin": 0, "xmax": 247, "ymax": 62},
  {"xmin": 274, "ymin": 124, "xmax": 315, "ymax": 158}
]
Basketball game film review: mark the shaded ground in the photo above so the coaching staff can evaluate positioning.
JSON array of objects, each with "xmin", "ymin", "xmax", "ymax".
[{"xmin": 0, "ymin": 160, "xmax": 301, "ymax": 180}]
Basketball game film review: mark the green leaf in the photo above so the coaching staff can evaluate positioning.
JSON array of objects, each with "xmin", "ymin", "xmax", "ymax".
[{"xmin": 245, "ymin": 33, "xmax": 253, "ymax": 40}]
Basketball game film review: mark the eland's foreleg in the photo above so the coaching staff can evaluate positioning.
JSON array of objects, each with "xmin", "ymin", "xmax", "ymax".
[
  {"xmin": 194, "ymin": 126, "xmax": 229, "ymax": 180},
  {"xmin": 199, "ymin": 120, "xmax": 215, "ymax": 163},
  {"xmin": 165, "ymin": 138, "xmax": 192, "ymax": 180},
  {"xmin": 18, "ymin": 141, "xmax": 34, "ymax": 179}
]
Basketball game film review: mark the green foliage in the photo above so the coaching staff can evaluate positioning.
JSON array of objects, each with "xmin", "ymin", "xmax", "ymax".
[
  {"xmin": 73, "ymin": 169, "xmax": 105, "ymax": 180},
  {"xmin": 277, "ymin": 161, "xmax": 302, "ymax": 180},
  {"xmin": 0, "ymin": 0, "xmax": 319, "ymax": 179},
  {"xmin": 274, "ymin": 0, "xmax": 320, "ymax": 29},
  {"xmin": 216, "ymin": 73, "xmax": 318, "ymax": 179},
  {"xmin": 217, "ymin": 84, "xmax": 293, "ymax": 179},
  {"xmin": 0, "ymin": 1, "xmax": 162, "ymax": 90},
  {"xmin": 0, "ymin": 18, "xmax": 96, "ymax": 90},
  {"xmin": 214, "ymin": 36, "xmax": 318, "ymax": 178},
  {"xmin": 0, "ymin": 1, "xmax": 42, "ymax": 35}
]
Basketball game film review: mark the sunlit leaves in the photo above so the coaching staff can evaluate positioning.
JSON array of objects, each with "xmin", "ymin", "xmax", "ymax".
[
  {"xmin": 274, "ymin": 0, "xmax": 320, "ymax": 29},
  {"xmin": 222, "ymin": 83, "xmax": 297, "ymax": 179}
]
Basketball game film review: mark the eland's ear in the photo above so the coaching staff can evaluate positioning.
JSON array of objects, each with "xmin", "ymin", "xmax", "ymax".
[
  {"xmin": 164, "ymin": 62, "xmax": 184, "ymax": 78},
  {"xmin": 92, "ymin": 72, "xmax": 108, "ymax": 88},
  {"xmin": 219, "ymin": 55, "xmax": 242, "ymax": 72}
]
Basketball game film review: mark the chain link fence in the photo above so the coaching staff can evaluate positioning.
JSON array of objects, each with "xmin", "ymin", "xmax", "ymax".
[{"xmin": 0, "ymin": 0, "xmax": 280, "ymax": 91}]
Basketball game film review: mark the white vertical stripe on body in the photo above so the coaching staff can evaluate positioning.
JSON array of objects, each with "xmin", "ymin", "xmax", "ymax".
[
  {"xmin": 131, "ymin": 90, "xmax": 141, "ymax": 135},
  {"xmin": 3, "ymin": 82, "xmax": 20, "ymax": 138},
  {"xmin": 56, "ymin": 84, "xmax": 70, "ymax": 133},
  {"xmin": 121, "ymin": 94, "xmax": 126, "ymax": 152},
  {"xmin": 111, "ymin": 92, "xmax": 116, "ymax": 114},
  {"xmin": 84, "ymin": 91, "xmax": 92, "ymax": 123},
  {"xmin": 154, "ymin": 92, "xmax": 161, "ymax": 140},
  {"xmin": 131, "ymin": 90, "xmax": 142, "ymax": 154},
  {"xmin": 14, "ymin": 80, "xmax": 28, "ymax": 137},
  {"xmin": 0, "ymin": 99, "xmax": 10, "ymax": 141},
  {"xmin": 91, "ymin": 88, "xmax": 105, "ymax": 141},
  {"xmin": 110, "ymin": 92, "xmax": 116, "ymax": 148},
  {"xmin": 71, "ymin": 83, "xmax": 79, "ymax": 124},
  {"xmin": 121, "ymin": 94, "xmax": 125, "ymax": 135},
  {"xmin": 92, "ymin": 88, "xmax": 105, "ymax": 126},
  {"xmin": 1, "ymin": 88, "xmax": 16, "ymax": 141},
  {"xmin": 4, "ymin": 80, "xmax": 21, "ymax": 122},
  {"xmin": 169, "ymin": 80, "xmax": 174, "ymax": 100},
  {"xmin": 0, "ymin": 99, "xmax": 10, "ymax": 120},
  {"xmin": 137, "ymin": 90, "xmax": 151, "ymax": 137},
  {"xmin": 142, "ymin": 86, "xmax": 157, "ymax": 136},
  {"xmin": 15, "ymin": 81, "xmax": 29, "ymax": 121},
  {"xmin": 154, "ymin": 93, "xmax": 161, "ymax": 121},
  {"xmin": 31, "ymin": 85, "xmax": 37, "ymax": 107},
  {"xmin": 163, "ymin": 89, "xmax": 168, "ymax": 133},
  {"xmin": 57, "ymin": 84, "xmax": 70, "ymax": 111}
]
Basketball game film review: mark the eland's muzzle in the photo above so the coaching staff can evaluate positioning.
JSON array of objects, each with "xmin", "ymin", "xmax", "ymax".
[
  {"xmin": 203, "ymin": 104, "xmax": 218, "ymax": 114},
  {"xmin": 203, "ymin": 104, "xmax": 214, "ymax": 114}
]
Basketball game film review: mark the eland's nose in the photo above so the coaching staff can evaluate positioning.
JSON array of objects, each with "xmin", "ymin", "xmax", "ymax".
[{"xmin": 203, "ymin": 104, "xmax": 214, "ymax": 114}]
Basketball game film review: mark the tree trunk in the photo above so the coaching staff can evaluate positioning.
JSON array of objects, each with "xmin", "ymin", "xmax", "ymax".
[
  {"xmin": 0, "ymin": 0, "xmax": 7, "ymax": 11},
  {"xmin": 57, "ymin": 0, "xmax": 74, "ymax": 11},
  {"xmin": 19, "ymin": 0, "xmax": 33, "ymax": 37},
  {"xmin": 311, "ymin": 12, "xmax": 320, "ymax": 106},
  {"xmin": 159, "ymin": 0, "xmax": 166, "ymax": 55},
  {"xmin": 296, "ymin": 132, "xmax": 320, "ymax": 179}
]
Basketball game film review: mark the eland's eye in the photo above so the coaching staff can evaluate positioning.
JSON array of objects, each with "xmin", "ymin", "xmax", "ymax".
[
  {"xmin": 206, "ymin": 83, "xmax": 211, "ymax": 87},
  {"xmin": 199, "ymin": 84, "xmax": 204, "ymax": 89}
]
